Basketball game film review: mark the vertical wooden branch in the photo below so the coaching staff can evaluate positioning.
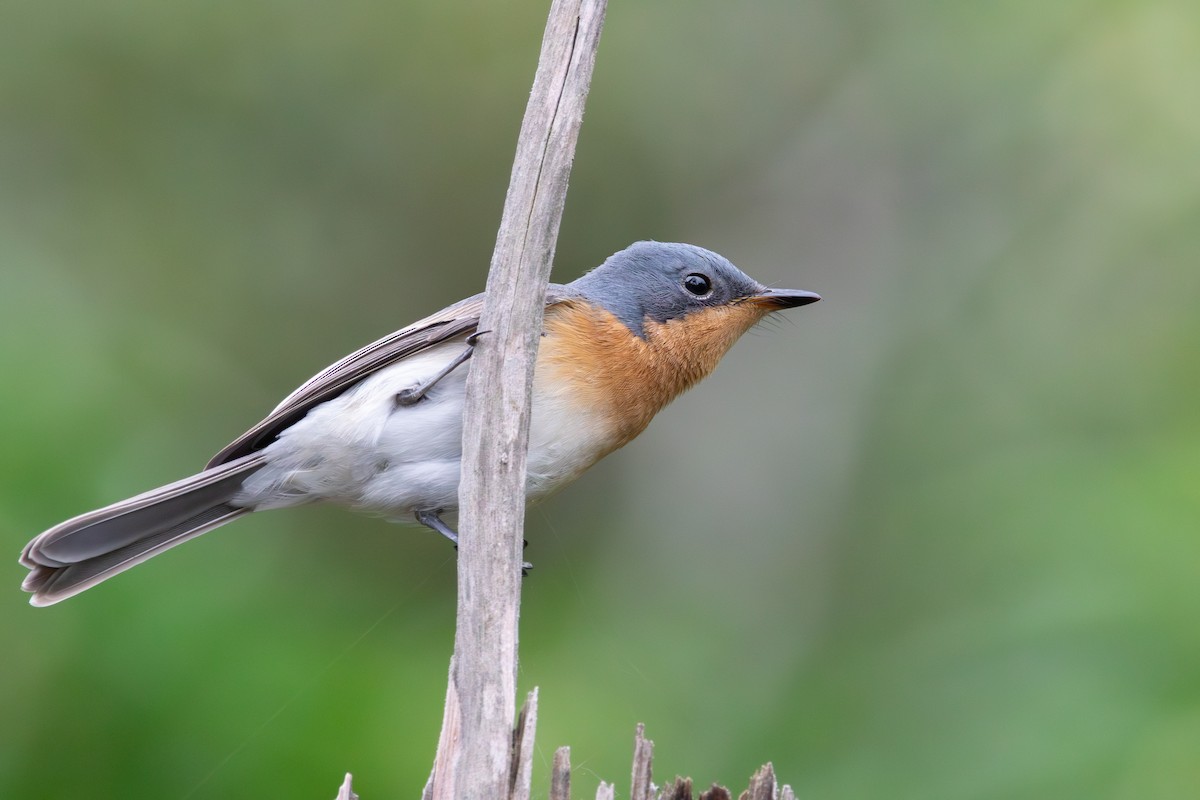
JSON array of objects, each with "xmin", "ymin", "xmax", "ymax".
[
  {"xmin": 550, "ymin": 747, "xmax": 572, "ymax": 800},
  {"xmin": 333, "ymin": 773, "xmax": 358, "ymax": 800},
  {"xmin": 509, "ymin": 690, "xmax": 540, "ymax": 800},
  {"xmin": 630, "ymin": 724, "xmax": 655, "ymax": 800},
  {"xmin": 425, "ymin": 1, "xmax": 607, "ymax": 798}
]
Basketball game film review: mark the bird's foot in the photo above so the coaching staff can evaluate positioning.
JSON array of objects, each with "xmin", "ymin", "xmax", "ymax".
[
  {"xmin": 394, "ymin": 331, "xmax": 488, "ymax": 407},
  {"xmin": 416, "ymin": 508, "xmax": 532, "ymax": 576}
]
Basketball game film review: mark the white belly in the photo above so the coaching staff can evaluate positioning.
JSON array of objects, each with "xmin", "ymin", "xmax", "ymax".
[{"xmin": 236, "ymin": 339, "xmax": 611, "ymax": 518}]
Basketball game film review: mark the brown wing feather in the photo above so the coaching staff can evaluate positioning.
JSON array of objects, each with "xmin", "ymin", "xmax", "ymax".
[{"xmin": 206, "ymin": 286, "xmax": 577, "ymax": 468}]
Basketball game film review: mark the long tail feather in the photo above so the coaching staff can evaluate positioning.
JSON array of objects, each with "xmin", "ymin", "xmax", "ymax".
[{"xmin": 20, "ymin": 454, "xmax": 265, "ymax": 606}]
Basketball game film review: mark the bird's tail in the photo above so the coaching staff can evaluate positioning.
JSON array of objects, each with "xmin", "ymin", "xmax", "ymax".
[{"xmin": 20, "ymin": 454, "xmax": 266, "ymax": 607}]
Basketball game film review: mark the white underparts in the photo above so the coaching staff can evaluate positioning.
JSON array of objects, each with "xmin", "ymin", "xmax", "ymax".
[{"xmin": 235, "ymin": 338, "xmax": 613, "ymax": 520}]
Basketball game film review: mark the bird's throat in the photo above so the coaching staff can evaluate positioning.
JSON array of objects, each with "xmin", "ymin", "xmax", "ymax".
[{"xmin": 537, "ymin": 299, "xmax": 771, "ymax": 450}]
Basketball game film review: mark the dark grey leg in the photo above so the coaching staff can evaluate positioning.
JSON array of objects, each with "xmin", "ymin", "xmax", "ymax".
[
  {"xmin": 416, "ymin": 508, "xmax": 458, "ymax": 545},
  {"xmin": 415, "ymin": 508, "xmax": 532, "ymax": 574},
  {"xmin": 394, "ymin": 331, "xmax": 487, "ymax": 407}
]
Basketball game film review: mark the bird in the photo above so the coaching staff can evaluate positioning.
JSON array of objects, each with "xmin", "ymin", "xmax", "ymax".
[{"xmin": 19, "ymin": 241, "xmax": 819, "ymax": 606}]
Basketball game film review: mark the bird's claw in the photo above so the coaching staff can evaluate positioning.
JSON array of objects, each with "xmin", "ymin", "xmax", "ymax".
[{"xmin": 394, "ymin": 333, "xmax": 484, "ymax": 407}]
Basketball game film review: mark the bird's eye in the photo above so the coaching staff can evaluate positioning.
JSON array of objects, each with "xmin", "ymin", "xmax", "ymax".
[{"xmin": 683, "ymin": 273, "xmax": 712, "ymax": 297}]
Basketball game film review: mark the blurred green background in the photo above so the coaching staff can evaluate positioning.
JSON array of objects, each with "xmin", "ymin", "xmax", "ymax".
[{"xmin": 3, "ymin": 1, "xmax": 1199, "ymax": 797}]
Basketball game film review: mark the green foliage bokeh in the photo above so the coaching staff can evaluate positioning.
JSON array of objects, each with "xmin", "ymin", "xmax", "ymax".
[{"xmin": 3, "ymin": 1, "xmax": 1199, "ymax": 798}]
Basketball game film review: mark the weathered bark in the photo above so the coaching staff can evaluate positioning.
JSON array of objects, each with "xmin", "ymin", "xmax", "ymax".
[{"xmin": 424, "ymin": 0, "xmax": 607, "ymax": 798}]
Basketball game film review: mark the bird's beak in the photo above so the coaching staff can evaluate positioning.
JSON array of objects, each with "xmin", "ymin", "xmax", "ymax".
[{"xmin": 750, "ymin": 288, "xmax": 822, "ymax": 309}]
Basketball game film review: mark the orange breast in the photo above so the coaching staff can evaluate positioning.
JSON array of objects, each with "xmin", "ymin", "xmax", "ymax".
[{"xmin": 536, "ymin": 298, "xmax": 772, "ymax": 452}]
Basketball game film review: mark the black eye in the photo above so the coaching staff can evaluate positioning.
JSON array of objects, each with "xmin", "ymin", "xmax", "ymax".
[{"xmin": 683, "ymin": 273, "xmax": 712, "ymax": 297}]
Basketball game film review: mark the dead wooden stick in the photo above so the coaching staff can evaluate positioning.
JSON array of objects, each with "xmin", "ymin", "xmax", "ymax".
[
  {"xmin": 333, "ymin": 773, "xmax": 358, "ymax": 800},
  {"xmin": 631, "ymin": 723, "xmax": 654, "ymax": 800},
  {"xmin": 424, "ymin": 0, "xmax": 607, "ymax": 798},
  {"xmin": 550, "ymin": 747, "xmax": 572, "ymax": 800},
  {"xmin": 509, "ymin": 690, "xmax": 540, "ymax": 800}
]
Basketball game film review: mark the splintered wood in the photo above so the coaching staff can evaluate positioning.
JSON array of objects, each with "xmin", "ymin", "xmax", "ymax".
[
  {"xmin": 554, "ymin": 725, "xmax": 795, "ymax": 800},
  {"xmin": 549, "ymin": 747, "xmax": 572, "ymax": 800},
  {"xmin": 352, "ymin": 717, "xmax": 792, "ymax": 800}
]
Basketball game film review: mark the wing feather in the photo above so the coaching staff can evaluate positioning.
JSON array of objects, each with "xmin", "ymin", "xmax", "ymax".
[{"xmin": 206, "ymin": 286, "xmax": 576, "ymax": 467}]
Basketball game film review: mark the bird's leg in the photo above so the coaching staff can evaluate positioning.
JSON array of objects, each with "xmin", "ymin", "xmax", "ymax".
[
  {"xmin": 415, "ymin": 508, "xmax": 532, "ymax": 574},
  {"xmin": 416, "ymin": 508, "xmax": 459, "ymax": 545},
  {"xmin": 394, "ymin": 330, "xmax": 488, "ymax": 407}
]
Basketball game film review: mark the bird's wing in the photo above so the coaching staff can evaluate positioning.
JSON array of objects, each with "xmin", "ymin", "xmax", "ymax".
[{"xmin": 207, "ymin": 286, "xmax": 577, "ymax": 468}]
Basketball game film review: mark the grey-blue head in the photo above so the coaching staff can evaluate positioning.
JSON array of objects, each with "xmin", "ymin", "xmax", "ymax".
[{"xmin": 569, "ymin": 241, "xmax": 819, "ymax": 337}]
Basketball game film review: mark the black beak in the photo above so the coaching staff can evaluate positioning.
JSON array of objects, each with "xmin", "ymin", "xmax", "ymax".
[{"xmin": 751, "ymin": 288, "xmax": 821, "ymax": 309}]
